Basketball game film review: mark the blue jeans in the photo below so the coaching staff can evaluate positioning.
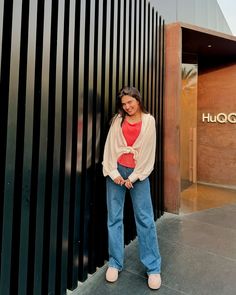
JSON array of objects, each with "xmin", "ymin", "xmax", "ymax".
[{"xmin": 106, "ymin": 164, "xmax": 161, "ymax": 274}]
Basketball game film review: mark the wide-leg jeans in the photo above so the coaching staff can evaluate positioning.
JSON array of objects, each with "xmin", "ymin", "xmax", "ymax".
[{"xmin": 106, "ymin": 164, "xmax": 161, "ymax": 274}]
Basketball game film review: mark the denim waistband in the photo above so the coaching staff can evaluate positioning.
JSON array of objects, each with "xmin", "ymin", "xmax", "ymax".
[{"xmin": 117, "ymin": 163, "xmax": 134, "ymax": 179}]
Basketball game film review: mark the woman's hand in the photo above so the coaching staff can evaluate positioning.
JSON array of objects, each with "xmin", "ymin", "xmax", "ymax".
[
  {"xmin": 124, "ymin": 179, "xmax": 133, "ymax": 189},
  {"xmin": 114, "ymin": 176, "xmax": 125, "ymax": 186}
]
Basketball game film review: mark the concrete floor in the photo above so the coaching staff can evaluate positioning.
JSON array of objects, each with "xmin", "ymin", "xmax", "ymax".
[{"xmin": 69, "ymin": 185, "xmax": 236, "ymax": 295}]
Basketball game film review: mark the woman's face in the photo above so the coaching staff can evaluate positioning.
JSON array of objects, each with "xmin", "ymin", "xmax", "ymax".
[{"xmin": 121, "ymin": 95, "xmax": 141, "ymax": 116}]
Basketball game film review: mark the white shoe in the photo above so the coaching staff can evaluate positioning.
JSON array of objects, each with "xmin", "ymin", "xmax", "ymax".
[
  {"xmin": 148, "ymin": 274, "xmax": 162, "ymax": 290},
  {"xmin": 105, "ymin": 267, "xmax": 119, "ymax": 283}
]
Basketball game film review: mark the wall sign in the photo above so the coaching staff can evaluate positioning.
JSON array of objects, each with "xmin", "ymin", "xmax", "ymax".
[{"xmin": 202, "ymin": 113, "xmax": 236, "ymax": 124}]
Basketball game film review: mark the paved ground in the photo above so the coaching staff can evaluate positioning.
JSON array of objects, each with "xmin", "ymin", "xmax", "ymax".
[{"xmin": 69, "ymin": 202, "xmax": 236, "ymax": 295}]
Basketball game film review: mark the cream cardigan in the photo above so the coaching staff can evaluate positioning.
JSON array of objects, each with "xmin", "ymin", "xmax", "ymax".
[{"xmin": 102, "ymin": 113, "xmax": 156, "ymax": 183}]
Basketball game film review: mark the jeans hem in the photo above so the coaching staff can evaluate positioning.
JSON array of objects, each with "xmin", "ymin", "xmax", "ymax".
[
  {"xmin": 108, "ymin": 263, "xmax": 123, "ymax": 272},
  {"xmin": 147, "ymin": 270, "xmax": 161, "ymax": 275}
]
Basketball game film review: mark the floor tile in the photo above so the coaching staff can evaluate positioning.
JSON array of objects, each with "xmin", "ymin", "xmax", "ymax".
[
  {"xmin": 160, "ymin": 239, "xmax": 236, "ymax": 295},
  {"xmin": 158, "ymin": 216, "xmax": 236, "ymax": 260},
  {"xmin": 181, "ymin": 204, "xmax": 236, "ymax": 230}
]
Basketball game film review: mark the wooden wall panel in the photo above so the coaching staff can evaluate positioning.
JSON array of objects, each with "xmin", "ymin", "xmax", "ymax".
[{"xmin": 0, "ymin": 0, "xmax": 165, "ymax": 293}]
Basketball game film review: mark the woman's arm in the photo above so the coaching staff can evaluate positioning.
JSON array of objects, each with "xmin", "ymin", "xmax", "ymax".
[{"xmin": 102, "ymin": 117, "xmax": 121, "ymax": 180}]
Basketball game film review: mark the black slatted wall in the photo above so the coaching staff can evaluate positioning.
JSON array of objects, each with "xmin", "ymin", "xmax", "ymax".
[{"xmin": 0, "ymin": 0, "xmax": 165, "ymax": 294}]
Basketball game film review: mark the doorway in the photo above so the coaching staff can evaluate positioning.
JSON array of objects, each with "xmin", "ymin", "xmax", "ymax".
[{"xmin": 180, "ymin": 63, "xmax": 236, "ymax": 214}]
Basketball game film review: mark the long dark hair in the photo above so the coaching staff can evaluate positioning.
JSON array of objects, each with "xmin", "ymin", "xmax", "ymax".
[{"xmin": 115, "ymin": 86, "xmax": 148, "ymax": 125}]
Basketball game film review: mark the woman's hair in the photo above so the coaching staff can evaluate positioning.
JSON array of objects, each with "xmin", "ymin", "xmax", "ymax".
[{"xmin": 115, "ymin": 86, "xmax": 148, "ymax": 125}]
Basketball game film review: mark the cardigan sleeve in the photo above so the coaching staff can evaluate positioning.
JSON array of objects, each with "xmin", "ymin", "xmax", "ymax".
[
  {"xmin": 102, "ymin": 118, "xmax": 121, "ymax": 180},
  {"xmin": 128, "ymin": 115, "xmax": 156, "ymax": 183}
]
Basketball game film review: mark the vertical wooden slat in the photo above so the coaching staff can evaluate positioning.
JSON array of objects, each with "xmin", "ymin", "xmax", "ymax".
[
  {"xmin": 92, "ymin": 0, "xmax": 108, "ymax": 269},
  {"xmin": 156, "ymin": 17, "xmax": 165, "ymax": 218},
  {"xmin": 59, "ymin": 0, "xmax": 76, "ymax": 292},
  {"xmin": 67, "ymin": 0, "xmax": 80, "ymax": 289},
  {"xmin": 0, "ymin": 0, "xmax": 4, "ymax": 80},
  {"xmin": 78, "ymin": 0, "xmax": 89, "ymax": 281},
  {"xmin": 129, "ymin": 0, "xmax": 134, "ymax": 86},
  {"xmin": 116, "ymin": 0, "xmax": 121, "ymax": 91},
  {"xmin": 88, "ymin": 0, "xmax": 104, "ymax": 275},
  {"xmin": 116, "ymin": 0, "xmax": 123, "ymax": 91},
  {"xmin": 134, "ymin": 0, "xmax": 139, "ymax": 87},
  {"xmin": 104, "ymin": 0, "xmax": 111, "ymax": 120},
  {"xmin": 18, "ymin": 0, "xmax": 37, "ymax": 293},
  {"xmin": 150, "ymin": 7, "xmax": 155, "ymax": 115},
  {"xmin": 149, "ymin": 7, "xmax": 156, "ymax": 208},
  {"xmin": 74, "ymin": 0, "xmax": 85, "ymax": 281},
  {"xmin": 108, "ymin": 0, "xmax": 114, "ymax": 115},
  {"xmin": 45, "ymin": 0, "xmax": 63, "ymax": 293},
  {"xmin": 123, "ymin": 0, "xmax": 129, "ymax": 86},
  {"xmin": 151, "ymin": 10, "xmax": 159, "ymax": 214},
  {"xmin": 154, "ymin": 15, "xmax": 165, "ymax": 219},
  {"xmin": 87, "ymin": 0, "xmax": 99, "ymax": 274},
  {"xmin": 10, "ymin": 0, "xmax": 30, "ymax": 293},
  {"xmin": 77, "ymin": 0, "xmax": 85, "ymax": 171},
  {"xmin": 78, "ymin": 0, "xmax": 95, "ymax": 282},
  {"xmin": 154, "ymin": 11, "xmax": 159, "ymax": 119},
  {"xmin": 146, "ymin": 3, "xmax": 151, "ymax": 110},
  {"xmin": 33, "ymin": 0, "xmax": 51, "ymax": 293},
  {"xmin": 88, "ymin": 0, "xmax": 95, "ymax": 145},
  {"xmin": 27, "ymin": 0, "xmax": 44, "ymax": 293},
  {"xmin": 0, "ymin": 0, "xmax": 13, "ymax": 280},
  {"xmin": 138, "ymin": 0, "xmax": 144, "ymax": 94},
  {"xmin": 53, "ymin": 1, "xmax": 70, "ymax": 294},
  {"xmin": 111, "ymin": 0, "xmax": 118, "ymax": 112},
  {"xmin": 100, "ymin": 0, "xmax": 106, "ymax": 135},
  {"xmin": 143, "ymin": 0, "xmax": 148, "ymax": 104},
  {"xmin": 96, "ymin": 0, "xmax": 103, "ymax": 107},
  {"xmin": 39, "ymin": 0, "xmax": 59, "ymax": 293},
  {"xmin": 0, "ymin": 1, "xmax": 22, "ymax": 294}
]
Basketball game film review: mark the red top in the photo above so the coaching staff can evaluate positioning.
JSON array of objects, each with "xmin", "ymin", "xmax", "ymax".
[{"xmin": 117, "ymin": 119, "xmax": 142, "ymax": 168}]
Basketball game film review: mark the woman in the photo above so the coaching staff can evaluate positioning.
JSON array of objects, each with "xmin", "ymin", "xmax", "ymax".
[{"xmin": 102, "ymin": 86, "xmax": 161, "ymax": 290}]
